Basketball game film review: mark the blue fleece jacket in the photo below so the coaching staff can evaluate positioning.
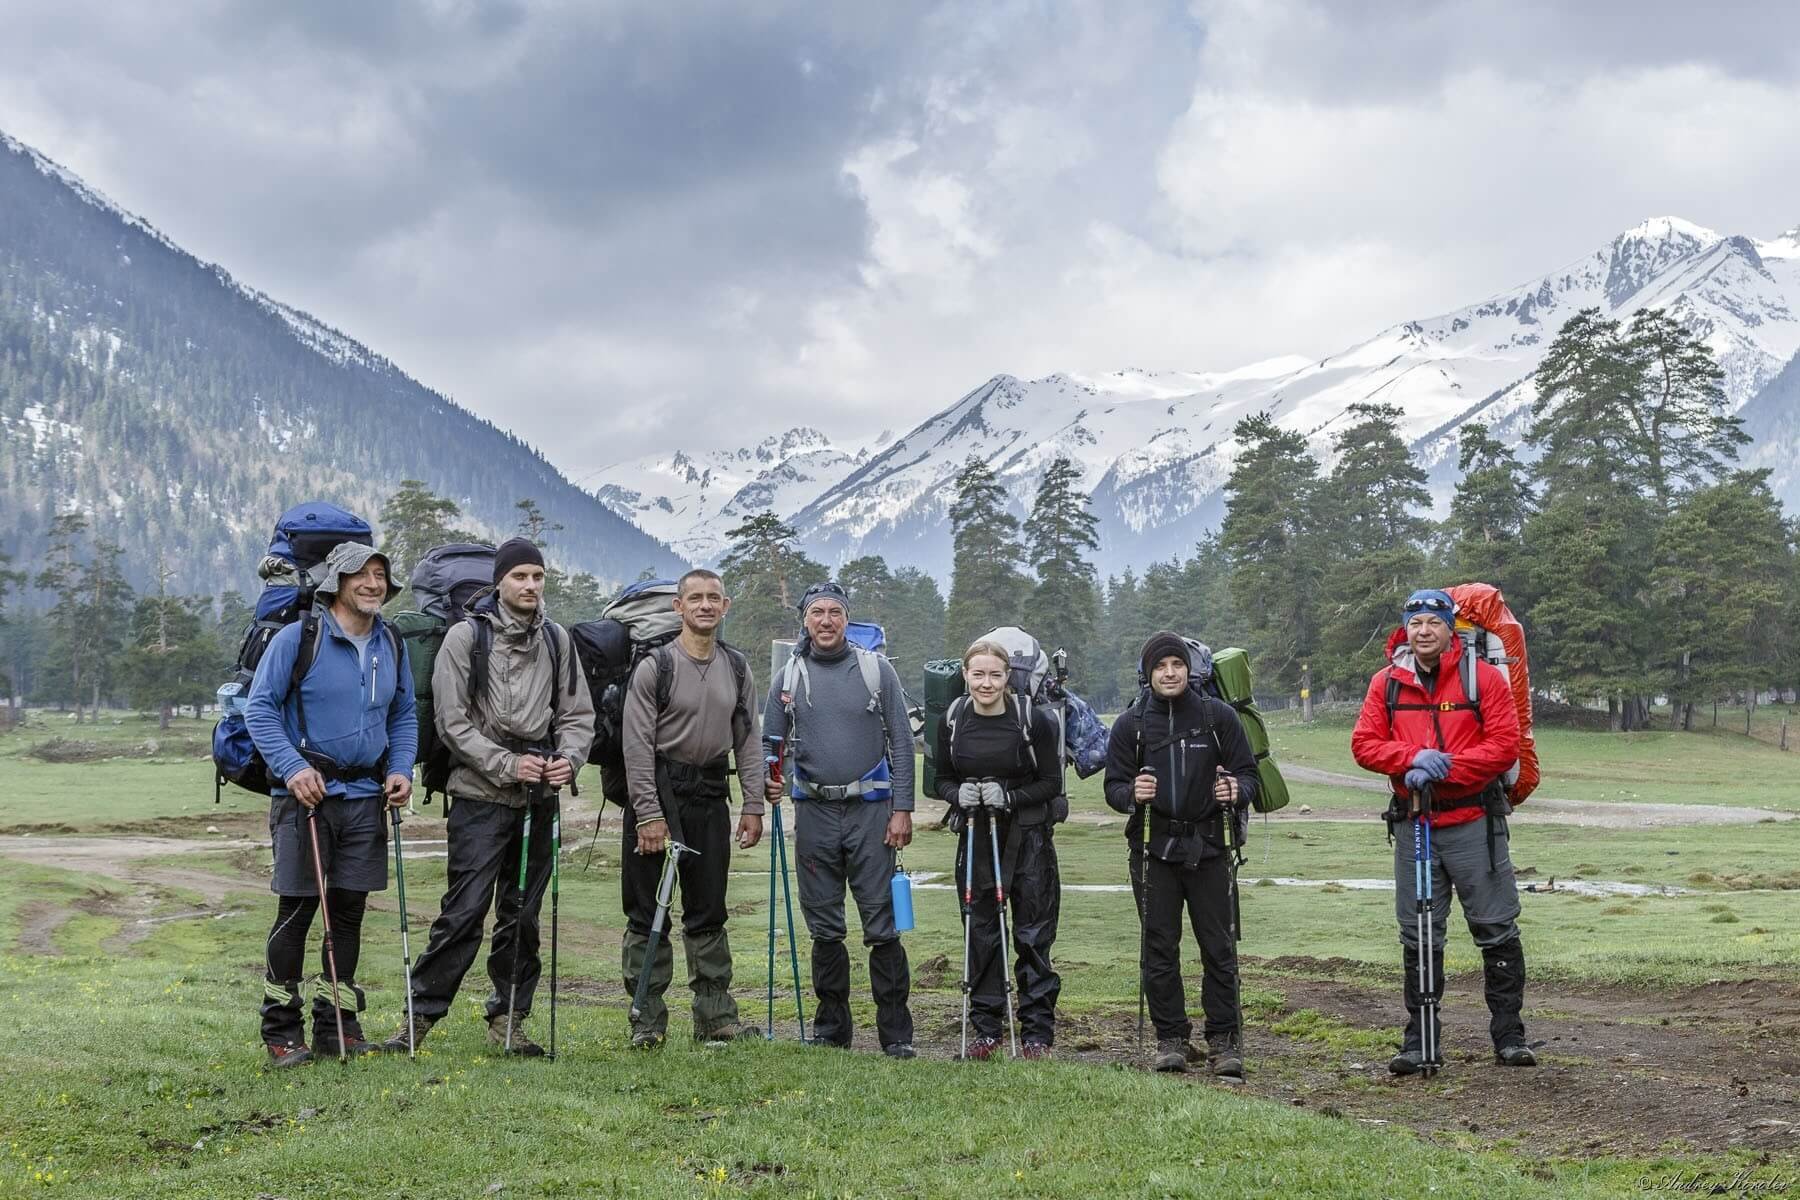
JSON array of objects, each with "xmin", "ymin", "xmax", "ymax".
[{"xmin": 244, "ymin": 608, "xmax": 418, "ymax": 799}]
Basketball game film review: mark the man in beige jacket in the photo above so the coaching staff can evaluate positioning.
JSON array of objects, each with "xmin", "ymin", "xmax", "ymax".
[{"xmin": 384, "ymin": 538, "xmax": 594, "ymax": 1056}]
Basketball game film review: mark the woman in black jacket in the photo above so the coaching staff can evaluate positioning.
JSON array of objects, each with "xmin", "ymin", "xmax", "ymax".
[
  {"xmin": 1104, "ymin": 631, "xmax": 1259, "ymax": 1078},
  {"xmin": 934, "ymin": 640, "xmax": 1063, "ymax": 1059}
]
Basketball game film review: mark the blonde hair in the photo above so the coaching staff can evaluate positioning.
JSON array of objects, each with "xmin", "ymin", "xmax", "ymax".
[{"xmin": 962, "ymin": 640, "xmax": 1012, "ymax": 673}]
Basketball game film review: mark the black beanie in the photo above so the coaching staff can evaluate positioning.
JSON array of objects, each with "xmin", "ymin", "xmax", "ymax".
[
  {"xmin": 1140, "ymin": 631, "xmax": 1190, "ymax": 684},
  {"xmin": 492, "ymin": 537, "xmax": 545, "ymax": 584}
]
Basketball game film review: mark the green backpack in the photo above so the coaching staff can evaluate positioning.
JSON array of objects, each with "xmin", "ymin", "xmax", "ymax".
[{"xmin": 1208, "ymin": 647, "xmax": 1290, "ymax": 814}]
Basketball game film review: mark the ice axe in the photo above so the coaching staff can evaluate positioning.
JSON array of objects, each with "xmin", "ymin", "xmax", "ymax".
[{"xmin": 629, "ymin": 839, "xmax": 697, "ymax": 1025}]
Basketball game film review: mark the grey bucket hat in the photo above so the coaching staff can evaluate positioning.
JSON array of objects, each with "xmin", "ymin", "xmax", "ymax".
[{"xmin": 315, "ymin": 541, "xmax": 402, "ymax": 602}]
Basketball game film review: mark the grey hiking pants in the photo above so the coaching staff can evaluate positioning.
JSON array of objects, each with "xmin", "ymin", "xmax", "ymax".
[
  {"xmin": 794, "ymin": 797, "xmax": 913, "ymax": 1048},
  {"xmin": 1393, "ymin": 812, "xmax": 1520, "ymax": 950}
]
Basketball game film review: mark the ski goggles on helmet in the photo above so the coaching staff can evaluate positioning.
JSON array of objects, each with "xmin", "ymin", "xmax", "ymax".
[{"xmin": 1402, "ymin": 591, "xmax": 1456, "ymax": 623}]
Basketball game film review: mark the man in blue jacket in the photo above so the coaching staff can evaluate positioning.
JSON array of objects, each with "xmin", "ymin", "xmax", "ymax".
[{"xmin": 245, "ymin": 541, "xmax": 417, "ymax": 1067}]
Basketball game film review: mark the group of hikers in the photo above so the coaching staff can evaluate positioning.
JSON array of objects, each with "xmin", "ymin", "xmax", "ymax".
[{"xmin": 244, "ymin": 536, "xmax": 1537, "ymax": 1080}]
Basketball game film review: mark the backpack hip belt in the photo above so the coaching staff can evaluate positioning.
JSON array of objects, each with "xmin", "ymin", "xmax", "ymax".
[{"xmin": 794, "ymin": 777, "xmax": 879, "ymax": 802}]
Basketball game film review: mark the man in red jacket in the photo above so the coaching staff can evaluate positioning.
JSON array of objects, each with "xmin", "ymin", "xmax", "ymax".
[{"xmin": 1352, "ymin": 588, "xmax": 1536, "ymax": 1074}]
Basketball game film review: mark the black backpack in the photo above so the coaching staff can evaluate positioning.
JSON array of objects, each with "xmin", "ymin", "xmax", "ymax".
[{"xmin": 569, "ymin": 580, "xmax": 683, "ymax": 769}]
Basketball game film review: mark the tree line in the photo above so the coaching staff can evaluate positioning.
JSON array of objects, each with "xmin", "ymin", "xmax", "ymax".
[
  {"xmin": 5, "ymin": 306, "xmax": 1794, "ymax": 732},
  {"xmin": 0, "ymin": 483, "xmax": 635, "ymax": 728}
]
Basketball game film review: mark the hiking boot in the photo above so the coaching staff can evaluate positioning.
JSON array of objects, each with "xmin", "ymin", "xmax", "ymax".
[
  {"xmin": 380, "ymin": 1014, "xmax": 437, "ymax": 1054},
  {"xmin": 1151, "ymin": 1038, "xmax": 1188, "ymax": 1073},
  {"xmin": 1020, "ymin": 1042, "xmax": 1051, "ymax": 1061},
  {"xmin": 698, "ymin": 1023, "xmax": 761, "ymax": 1047},
  {"xmin": 1185, "ymin": 1040, "xmax": 1207, "ymax": 1066},
  {"xmin": 1208, "ymin": 1034, "xmax": 1245, "ymax": 1082},
  {"xmin": 1388, "ymin": 1048, "xmax": 1427, "ymax": 1076},
  {"xmin": 316, "ymin": 1035, "xmax": 382, "ymax": 1058},
  {"xmin": 487, "ymin": 1014, "xmax": 546, "ymax": 1057},
  {"xmin": 266, "ymin": 1042, "xmax": 313, "ymax": 1070},
  {"xmin": 1494, "ymin": 1042, "xmax": 1538, "ymax": 1067},
  {"xmin": 630, "ymin": 1029, "xmax": 666, "ymax": 1051},
  {"xmin": 883, "ymin": 1042, "xmax": 917, "ymax": 1060},
  {"xmin": 965, "ymin": 1036, "xmax": 1001, "ymax": 1062}
]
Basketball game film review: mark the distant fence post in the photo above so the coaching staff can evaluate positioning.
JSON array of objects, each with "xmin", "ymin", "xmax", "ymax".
[{"xmin": 1783, "ymin": 718, "xmax": 1790, "ymax": 752}]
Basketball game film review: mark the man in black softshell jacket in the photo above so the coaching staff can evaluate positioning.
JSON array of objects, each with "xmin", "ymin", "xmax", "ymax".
[{"xmin": 1104, "ymin": 631, "xmax": 1259, "ymax": 1078}]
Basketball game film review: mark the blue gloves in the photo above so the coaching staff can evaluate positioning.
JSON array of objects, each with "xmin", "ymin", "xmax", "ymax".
[
  {"xmin": 1411, "ymin": 748, "xmax": 1452, "ymax": 781},
  {"xmin": 1403, "ymin": 768, "xmax": 1433, "ymax": 793}
]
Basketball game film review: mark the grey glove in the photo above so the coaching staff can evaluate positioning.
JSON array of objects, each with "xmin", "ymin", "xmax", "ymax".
[
  {"xmin": 956, "ymin": 782, "xmax": 981, "ymax": 811},
  {"xmin": 980, "ymin": 781, "xmax": 1008, "ymax": 810}
]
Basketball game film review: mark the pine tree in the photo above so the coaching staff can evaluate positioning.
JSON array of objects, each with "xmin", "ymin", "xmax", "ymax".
[
  {"xmin": 515, "ymin": 498, "xmax": 564, "ymax": 545},
  {"xmin": 35, "ymin": 513, "xmax": 91, "ymax": 720},
  {"xmin": 945, "ymin": 457, "xmax": 1028, "ymax": 653},
  {"xmin": 1623, "ymin": 308, "xmax": 1747, "ymax": 512},
  {"xmin": 1528, "ymin": 308, "xmax": 1642, "ymax": 494},
  {"xmin": 884, "ymin": 566, "xmax": 947, "ymax": 680},
  {"xmin": 1314, "ymin": 403, "xmax": 1433, "ymax": 687},
  {"xmin": 719, "ymin": 514, "xmax": 826, "ymax": 661},
  {"xmin": 80, "ymin": 535, "xmax": 136, "ymax": 714},
  {"xmin": 0, "ymin": 548, "xmax": 23, "ymax": 726},
  {"xmin": 379, "ymin": 480, "xmax": 478, "ymax": 584},
  {"xmin": 1445, "ymin": 422, "xmax": 1533, "ymax": 592},
  {"xmin": 125, "ymin": 559, "xmax": 218, "ymax": 728},
  {"xmin": 1220, "ymin": 413, "xmax": 1326, "ymax": 693},
  {"xmin": 1022, "ymin": 456, "xmax": 1102, "ymax": 686},
  {"xmin": 1651, "ymin": 472, "xmax": 1791, "ymax": 727}
]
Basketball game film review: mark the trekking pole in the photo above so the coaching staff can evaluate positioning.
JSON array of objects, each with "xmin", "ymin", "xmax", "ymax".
[
  {"xmin": 1411, "ymin": 787, "xmax": 1440, "ymax": 1076},
  {"xmin": 985, "ymin": 805, "xmax": 1020, "ymax": 1059},
  {"xmin": 548, "ymin": 789, "xmax": 562, "ymax": 1062},
  {"xmin": 766, "ymin": 802, "xmax": 779, "ymax": 1041},
  {"xmin": 390, "ymin": 807, "xmax": 417, "ymax": 1059},
  {"xmin": 630, "ymin": 840, "xmax": 695, "ymax": 1023},
  {"xmin": 305, "ymin": 807, "xmax": 348, "ymax": 1063},
  {"xmin": 504, "ymin": 797, "xmax": 534, "ymax": 1054},
  {"xmin": 958, "ymin": 809, "xmax": 975, "ymax": 1059},
  {"xmin": 1136, "ymin": 770, "xmax": 1155, "ymax": 1050},
  {"xmin": 774, "ymin": 809, "xmax": 808, "ymax": 1040},
  {"xmin": 1220, "ymin": 796, "xmax": 1245, "ymax": 1073},
  {"xmin": 765, "ymin": 746, "xmax": 782, "ymax": 1040}
]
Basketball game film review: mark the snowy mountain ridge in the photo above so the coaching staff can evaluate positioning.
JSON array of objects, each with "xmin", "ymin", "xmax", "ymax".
[{"xmin": 590, "ymin": 214, "xmax": 1800, "ymax": 576}]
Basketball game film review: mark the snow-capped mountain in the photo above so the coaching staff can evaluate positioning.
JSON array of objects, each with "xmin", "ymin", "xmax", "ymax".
[
  {"xmin": 781, "ymin": 216, "xmax": 1800, "ymax": 575},
  {"xmin": 592, "ymin": 427, "xmax": 875, "ymax": 560},
  {"xmin": 0, "ymin": 128, "xmax": 680, "ymax": 593}
]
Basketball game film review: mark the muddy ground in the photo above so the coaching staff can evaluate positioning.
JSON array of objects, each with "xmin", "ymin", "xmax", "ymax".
[{"xmin": 6, "ymin": 822, "xmax": 1799, "ymax": 1162}]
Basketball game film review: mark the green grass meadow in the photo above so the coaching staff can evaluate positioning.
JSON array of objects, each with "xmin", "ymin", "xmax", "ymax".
[{"xmin": 2, "ymin": 710, "xmax": 1798, "ymax": 1197}]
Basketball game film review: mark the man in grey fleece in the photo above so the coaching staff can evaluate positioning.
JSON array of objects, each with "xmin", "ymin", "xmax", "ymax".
[
  {"xmin": 764, "ymin": 581, "xmax": 916, "ymax": 1057},
  {"xmin": 620, "ymin": 568, "xmax": 765, "ymax": 1047}
]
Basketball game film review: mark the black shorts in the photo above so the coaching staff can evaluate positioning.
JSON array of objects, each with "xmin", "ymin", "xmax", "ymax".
[{"xmin": 269, "ymin": 796, "xmax": 389, "ymax": 896}]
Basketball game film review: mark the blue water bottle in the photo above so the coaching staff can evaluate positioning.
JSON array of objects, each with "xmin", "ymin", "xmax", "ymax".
[{"xmin": 890, "ymin": 854, "xmax": 915, "ymax": 933}]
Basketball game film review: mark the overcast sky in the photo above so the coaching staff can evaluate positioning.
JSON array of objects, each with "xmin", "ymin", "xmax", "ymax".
[{"xmin": 5, "ymin": 0, "xmax": 1799, "ymax": 479}]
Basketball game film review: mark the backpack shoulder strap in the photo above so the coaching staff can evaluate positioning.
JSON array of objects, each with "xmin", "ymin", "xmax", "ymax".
[
  {"xmin": 468, "ymin": 616, "xmax": 493, "ymax": 706},
  {"xmin": 1460, "ymin": 645, "xmax": 1483, "ymax": 723},
  {"xmin": 1015, "ymin": 694, "xmax": 1037, "ymax": 772},
  {"xmin": 288, "ymin": 610, "xmax": 325, "ymax": 746},
  {"xmin": 543, "ymin": 621, "xmax": 566, "ymax": 717},
  {"xmin": 653, "ymin": 643, "xmax": 677, "ymax": 714},
  {"xmin": 855, "ymin": 649, "xmax": 883, "ymax": 708},
  {"xmin": 1384, "ymin": 672, "xmax": 1400, "ymax": 724},
  {"xmin": 722, "ymin": 642, "xmax": 753, "ymax": 745}
]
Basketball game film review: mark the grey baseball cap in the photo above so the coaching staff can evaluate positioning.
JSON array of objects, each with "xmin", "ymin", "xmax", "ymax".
[{"xmin": 316, "ymin": 542, "xmax": 401, "ymax": 602}]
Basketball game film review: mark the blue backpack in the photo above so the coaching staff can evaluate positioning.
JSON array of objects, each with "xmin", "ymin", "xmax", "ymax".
[{"xmin": 211, "ymin": 502, "xmax": 375, "ymax": 801}]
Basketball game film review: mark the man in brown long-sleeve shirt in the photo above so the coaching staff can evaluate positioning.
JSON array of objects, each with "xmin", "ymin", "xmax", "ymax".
[{"xmin": 620, "ymin": 568, "xmax": 765, "ymax": 1047}]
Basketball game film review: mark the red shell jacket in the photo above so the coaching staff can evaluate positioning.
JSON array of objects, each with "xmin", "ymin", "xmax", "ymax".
[{"xmin": 1351, "ymin": 627, "xmax": 1523, "ymax": 828}]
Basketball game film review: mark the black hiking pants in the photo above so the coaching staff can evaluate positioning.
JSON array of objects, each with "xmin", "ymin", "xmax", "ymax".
[
  {"xmin": 958, "ymin": 812, "xmax": 1062, "ymax": 1046},
  {"xmin": 619, "ymin": 764, "xmax": 738, "ymax": 1038},
  {"xmin": 1130, "ymin": 843, "xmax": 1237, "ymax": 1044},
  {"xmin": 260, "ymin": 889, "xmax": 369, "ymax": 1051},
  {"xmin": 408, "ymin": 793, "xmax": 557, "ymax": 1023}
]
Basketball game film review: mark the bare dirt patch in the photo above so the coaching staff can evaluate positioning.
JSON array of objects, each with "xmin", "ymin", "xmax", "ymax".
[
  {"xmin": 16, "ymin": 900, "xmax": 72, "ymax": 955},
  {"xmin": 0, "ymin": 835, "xmax": 263, "ymax": 902}
]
